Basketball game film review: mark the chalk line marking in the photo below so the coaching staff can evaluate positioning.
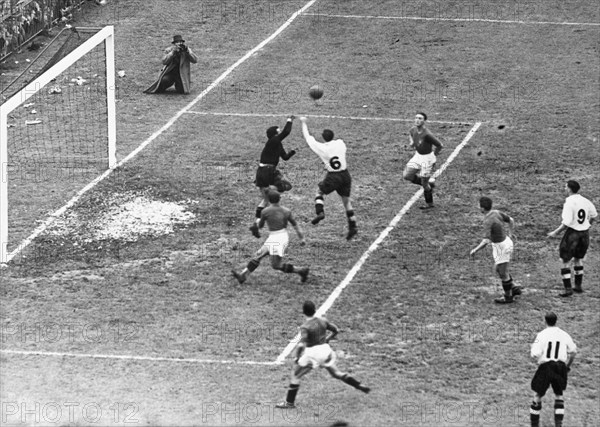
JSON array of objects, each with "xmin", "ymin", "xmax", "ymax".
[
  {"xmin": 275, "ymin": 121, "xmax": 483, "ymax": 364},
  {"xmin": 2, "ymin": 0, "xmax": 319, "ymax": 265},
  {"xmin": 302, "ymin": 13, "xmax": 600, "ymax": 26},
  {"xmin": 0, "ymin": 349, "xmax": 278, "ymax": 365},
  {"xmin": 186, "ymin": 111, "xmax": 474, "ymax": 125}
]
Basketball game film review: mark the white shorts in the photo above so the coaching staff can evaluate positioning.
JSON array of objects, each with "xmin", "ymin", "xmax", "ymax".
[
  {"xmin": 298, "ymin": 343, "xmax": 337, "ymax": 368},
  {"xmin": 407, "ymin": 152, "xmax": 436, "ymax": 177},
  {"xmin": 492, "ymin": 237, "xmax": 513, "ymax": 265},
  {"xmin": 263, "ymin": 229, "xmax": 289, "ymax": 257}
]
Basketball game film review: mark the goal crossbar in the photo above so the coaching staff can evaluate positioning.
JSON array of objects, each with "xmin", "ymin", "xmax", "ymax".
[{"xmin": 0, "ymin": 25, "xmax": 116, "ymax": 264}]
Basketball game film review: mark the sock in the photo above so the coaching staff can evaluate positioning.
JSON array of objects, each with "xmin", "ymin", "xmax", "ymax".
[
  {"xmin": 530, "ymin": 401, "xmax": 541, "ymax": 427},
  {"xmin": 285, "ymin": 384, "xmax": 300, "ymax": 405},
  {"xmin": 554, "ymin": 399, "xmax": 564, "ymax": 426},
  {"xmin": 424, "ymin": 189, "xmax": 433, "ymax": 205},
  {"xmin": 341, "ymin": 374, "xmax": 362, "ymax": 389},
  {"xmin": 346, "ymin": 210, "xmax": 357, "ymax": 229},
  {"xmin": 255, "ymin": 206, "xmax": 263, "ymax": 219},
  {"xmin": 247, "ymin": 259, "xmax": 260, "ymax": 273},
  {"xmin": 501, "ymin": 279, "xmax": 513, "ymax": 297},
  {"xmin": 574, "ymin": 265, "xmax": 583, "ymax": 287},
  {"xmin": 315, "ymin": 196, "xmax": 324, "ymax": 215},
  {"xmin": 280, "ymin": 263, "xmax": 294, "ymax": 273},
  {"xmin": 561, "ymin": 268, "xmax": 571, "ymax": 289}
]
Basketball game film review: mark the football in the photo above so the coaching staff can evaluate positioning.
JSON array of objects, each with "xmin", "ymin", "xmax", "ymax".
[{"xmin": 309, "ymin": 85, "xmax": 323, "ymax": 100}]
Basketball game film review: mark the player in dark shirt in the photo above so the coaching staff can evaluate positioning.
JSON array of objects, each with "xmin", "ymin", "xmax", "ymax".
[
  {"xmin": 233, "ymin": 190, "xmax": 308, "ymax": 284},
  {"xmin": 470, "ymin": 196, "xmax": 522, "ymax": 303},
  {"xmin": 403, "ymin": 112, "xmax": 443, "ymax": 209},
  {"xmin": 249, "ymin": 116, "xmax": 297, "ymax": 238},
  {"xmin": 276, "ymin": 300, "xmax": 370, "ymax": 409}
]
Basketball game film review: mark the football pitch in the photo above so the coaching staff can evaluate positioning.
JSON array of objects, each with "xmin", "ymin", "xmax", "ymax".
[{"xmin": 1, "ymin": 1, "xmax": 599, "ymax": 426}]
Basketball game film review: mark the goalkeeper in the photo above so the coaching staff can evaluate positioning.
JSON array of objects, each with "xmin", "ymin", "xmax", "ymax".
[{"xmin": 144, "ymin": 35, "xmax": 198, "ymax": 94}]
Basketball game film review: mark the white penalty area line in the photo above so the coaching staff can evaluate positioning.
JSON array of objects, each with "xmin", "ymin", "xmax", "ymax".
[
  {"xmin": 0, "ymin": 349, "xmax": 278, "ymax": 365},
  {"xmin": 186, "ymin": 111, "xmax": 473, "ymax": 125},
  {"xmin": 275, "ymin": 121, "xmax": 483, "ymax": 364},
  {"xmin": 302, "ymin": 13, "xmax": 600, "ymax": 26},
  {"xmin": 3, "ymin": 0, "xmax": 320, "ymax": 265}
]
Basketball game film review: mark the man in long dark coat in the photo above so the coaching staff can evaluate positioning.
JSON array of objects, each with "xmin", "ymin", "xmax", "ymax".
[{"xmin": 144, "ymin": 35, "xmax": 198, "ymax": 94}]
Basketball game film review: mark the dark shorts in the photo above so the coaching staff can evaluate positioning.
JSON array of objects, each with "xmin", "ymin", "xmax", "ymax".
[
  {"xmin": 531, "ymin": 361, "xmax": 568, "ymax": 397},
  {"xmin": 255, "ymin": 165, "xmax": 291, "ymax": 192},
  {"xmin": 559, "ymin": 228, "xmax": 590, "ymax": 261},
  {"xmin": 318, "ymin": 170, "xmax": 352, "ymax": 197}
]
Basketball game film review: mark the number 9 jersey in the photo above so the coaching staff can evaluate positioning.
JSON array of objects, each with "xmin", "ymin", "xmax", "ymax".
[{"xmin": 562, "ymin": 193, "xmax": 598, "ymax": 231}]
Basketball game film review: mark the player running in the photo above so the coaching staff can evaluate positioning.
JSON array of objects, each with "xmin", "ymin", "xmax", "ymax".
[
  {"xmin": 403, "ymin": 112, "xmax": 443, "ymax": 210},
  {"xmin": 276, "ymin": 300, "xmax": 370, "ymax": 409},
  {"xmin": 250, "ymin": 116, "xmax": 297, "ymax": 238},
  {"xmin": 529, "ymin": 312, "xmax": 577, "ymax": 427},
  {"xmin": 470, "ymin": 196, "xmax": 522, "ymax": 304},
  {"xmin": 300, "ymin": 117, "xmax": 358, "ymax": 240},
  {"xmin": 547, "ymin": 180, "xmax": 597, "ymax": 297},
  {"xmin": 233, "ymin": 190, "xmax": 309, "ymax": 284}
]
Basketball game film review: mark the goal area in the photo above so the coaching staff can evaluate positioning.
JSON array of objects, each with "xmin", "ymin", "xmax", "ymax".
[{"xmin": 0, "ymin": 25, "xmax": 116, "ymax": 264}]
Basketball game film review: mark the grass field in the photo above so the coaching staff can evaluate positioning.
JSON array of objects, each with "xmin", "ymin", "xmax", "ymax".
[{"xmin": 1, "ymin": 1, "xmax": 599, "ymax": 426}]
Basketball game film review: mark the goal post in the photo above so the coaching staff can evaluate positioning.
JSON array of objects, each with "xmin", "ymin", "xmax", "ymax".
[{"xmin": 0, "ymin": 25, "xmax": 116, "ymax": 264}]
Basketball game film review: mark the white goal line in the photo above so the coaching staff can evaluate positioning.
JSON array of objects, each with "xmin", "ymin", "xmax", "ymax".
[
  {"xmin": 275, "ymin": 121, "xmax": 483, "ymax": 364},
  {"xmin": 186, "ymin": 111, "xmax": 474, "ymax": 125},
  {"xmin": 302, "ymin": 13, "xmax": 600, "ymax": 26},
  {"xmin": 0, "ymin": 349, "xmax": 278, "ymax": 365}
]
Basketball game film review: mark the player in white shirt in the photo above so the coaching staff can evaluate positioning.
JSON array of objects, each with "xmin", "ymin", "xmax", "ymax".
[
  {"xmin": 300, "ymin": 117, "xmax": 358, "ymax": 240},
  {"xmin": 547, "ymin": 180, "xmax": 597, "ymax": 296},
  {"xmin": 529, "ymin": 312, "xmax": 576, "ymax": 427}
]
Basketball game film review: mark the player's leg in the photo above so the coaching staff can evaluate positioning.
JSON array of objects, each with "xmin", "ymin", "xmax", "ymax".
[
  {"xmin": 558, "ymin": 229, "xmax": 576, "ymax": 296},
  {"xmin": 339, "ymin": 171, "xmax": 357, "ymax": 240},
  {"xmin": 273, "ymin": 169, "xmax": 292, "ymax": 193},
  {"xmin": 250, "ymin": 187, "xmax": 269, "ymax": 238},
  {"xmin": 277, "ymin": 364, "xmax": 312, "ymax": 408},
  {"xmin": 325, "ymin": 365, "xmax": 370, "ymax": 393},
  {"xmin": 341, "ymin": 196, "xmax": 357, "ymax": 240},
  {"xmin": 494, "ymin": 262, "xmax": 515, "ymax": 303},
  {"xmin": 419, "ymin": 157, "xmax": 436, "ymax": 210},
  {"xmin": 530, "ymin": 393, "xmax": 543, "ymax": 427},
  {"xmin": 403, "ymin": 163, "xmax": 421, "ymax": 185},
  {"xmin": 549, "ymin": 362, "xmax": 568, "ymax": 427},
  {"xmin": 573, "ymin": 258, "xmax": 584, "ymax": 293},
  {"xmin": 271, "ymin": 255, "xmax": 309, "ymax": 283},
  {"xmin": 232, "ymin": 246, "xmax": 268, "ymax": 284},
  {"xmin": 530, "ymin": 363, "xmax": 550, "ymax": 427},
  {"xmin": 572, "ymin": 230, "xmax": 589, "ymax": 293},
  {"xmin": 312, "ymin": 186, "xmax": 326, "ymax": 225}
]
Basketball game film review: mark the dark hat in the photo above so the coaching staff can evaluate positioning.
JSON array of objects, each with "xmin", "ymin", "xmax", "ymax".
[
  {"xmin": 172, "ymin": 35, "xmax": 185, "ymax": 44},
  {"xmin": 266, "ymin": 126, "xmax": 279, "ymax": 139}
]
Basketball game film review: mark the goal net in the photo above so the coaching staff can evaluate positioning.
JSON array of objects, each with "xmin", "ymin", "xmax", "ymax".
[{"xmin": 0, "ymin": 25, "xmax": 116, "ymax": 264}]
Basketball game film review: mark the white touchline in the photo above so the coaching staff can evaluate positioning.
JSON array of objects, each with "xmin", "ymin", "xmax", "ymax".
[
  {"xmin": 302, "ymin": 13, "xmax": 600, "ymax": 26},
  {"xmin": 0, "ymin": 349, "xmax": 279, "ymax": 365},
  {"xmin": 187, "ymin": 111, "xmax": 474, "ymax": 125},
  {"xmin": 3, "ymin": 0, "xmax": 319, "ymax": 265},
  {"xmin": 275, "ymin": 122, "xmax": 483, "ymax": 364}
]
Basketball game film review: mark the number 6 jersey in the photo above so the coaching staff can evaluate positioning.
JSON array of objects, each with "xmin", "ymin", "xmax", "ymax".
[
  {"xmin": 562, "ymin": 193, "xmax": 598, "ymax": 231},
  {"xmin": 302, "ymin": 123, "xmax": 347, "ymax": 172}
]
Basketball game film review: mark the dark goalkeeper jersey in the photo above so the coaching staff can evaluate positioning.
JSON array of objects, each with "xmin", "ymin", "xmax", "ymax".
[{"xmin": 259, "ymin": 120, "xmax": 295, "ymax": 166}]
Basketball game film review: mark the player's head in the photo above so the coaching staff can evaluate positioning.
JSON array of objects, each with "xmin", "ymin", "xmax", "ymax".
[
  {"xmin": 266, "ymin": 126, "xmax": 280, "ymax": 139},
  {"xmin": 416, "ymin": 112, "xmax": 427, "ymax": 121},
  {"xmin": 545, "ymin": 311, "xmax": 558, "ymax": 326},
  {"xmin": 267, "ymin": 189, "xmax": 281, "ymax": 204},
  {"xmin": 302, "ymin": 300, "xmax": 316, "ymax": 317},
  {"xmin": 322, "ymin": 129, "xmax": 334, "ymax": 142},
  {"xmin": 566, "ymin": 180, "xmax": 580, "ymax": 194},
  {"xmin": 479, "ymin": 196, "xmax": 493, "ymax": 212}
]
